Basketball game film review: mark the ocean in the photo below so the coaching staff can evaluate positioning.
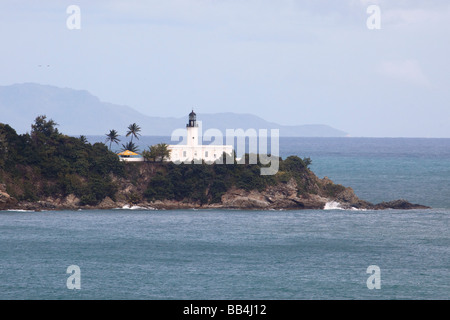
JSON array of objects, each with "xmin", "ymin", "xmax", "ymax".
[{"xmin": 0, "ymin": 137, "xmax": 449, "ymax": 300}]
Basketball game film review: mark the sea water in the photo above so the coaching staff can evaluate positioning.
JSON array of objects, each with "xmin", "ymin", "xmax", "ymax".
[{"xmin": 0, "ymin": 137, "xmax": 449, "ymax": 300}]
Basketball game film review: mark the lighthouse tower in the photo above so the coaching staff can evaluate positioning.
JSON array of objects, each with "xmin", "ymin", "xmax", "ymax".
[
  {"xmin": 186, "ymin": 110, "xmax": 199, "ymax": 147},
  {"xmin": 167, "ymin": 110, "xmax": 233, "ymax": 163}
]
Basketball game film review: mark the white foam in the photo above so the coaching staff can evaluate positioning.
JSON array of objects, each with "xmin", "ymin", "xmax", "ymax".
[
  {"xmin": 349, "ymin": 207, "xmax": 368, "ymax": 211},
  {"xmin": 324, "ymin": 201, "xmax": 343, "ymax": 210},
  {"xmin": 121, "ymin": 205, "xmax": 143, "ymax": 210},
  {"xmin": 118, "ymin": 205, "xmax": 156, "ymax": 210},
  {"xmin": 324, "ymin": 201, "xmax": 368, "ymax": 211},
  {"xmin": 5, "ymin": 209, "xmax": 35, "ymax": 212}
]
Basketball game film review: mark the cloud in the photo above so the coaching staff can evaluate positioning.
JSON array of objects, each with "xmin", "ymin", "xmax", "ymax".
[{"xmin": 376, "ymin": 59, "xmax": 430, "ymax": 86}]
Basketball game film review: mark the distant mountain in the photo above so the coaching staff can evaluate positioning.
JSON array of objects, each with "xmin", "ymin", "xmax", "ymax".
[{"xmin": 0, "ymin": 83, "xmax": 347, "ymax": 137}]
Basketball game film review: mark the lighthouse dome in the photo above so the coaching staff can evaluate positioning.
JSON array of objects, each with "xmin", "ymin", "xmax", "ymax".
[{"xmin": 187, "ymin": 110, "xmax": 198, "ymax": 127}]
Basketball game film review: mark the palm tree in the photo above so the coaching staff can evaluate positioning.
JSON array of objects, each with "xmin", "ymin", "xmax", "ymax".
[
  {"xmin": 142, "ymin": 144, "xmax": 170, "ymax": 162},
  {"xmin": 126, "ymin": 123, "xmax": 141, "ymax": 143},
  {"xmin": 121, "ymin": 141, "xmax": 139, "ymax": 153},
  {"xmin": 105, "ymin": 129, "xmax": 120, "ymax": 150},
  {"xmin": 156, "ymin": 143, "xmax": 171, "ymax": 162},
  {"xmin": 142, "ymin": 147, "xmax": 157, "ymax": 162}
]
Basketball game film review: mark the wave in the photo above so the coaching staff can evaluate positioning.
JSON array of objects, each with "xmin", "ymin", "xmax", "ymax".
[
  {"xmin": 116, "ymin": 205, "xmax": 157, "ymax": 210},
  {"xmin": 324, "ymin": 201, "xmax": 344, "ymax": 210},
  {"xmin": 324, "ymin": 201, "xmax": 367, "ymax": 211}
]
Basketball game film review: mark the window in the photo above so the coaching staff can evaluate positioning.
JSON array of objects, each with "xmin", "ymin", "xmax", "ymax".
[
  {"xmin": 183, "ymin": 151, "xmax": 186, "ymax": 157},
  {"xmin": 205, "ymin": 151, "xmax": 208, "ymax": 157}
]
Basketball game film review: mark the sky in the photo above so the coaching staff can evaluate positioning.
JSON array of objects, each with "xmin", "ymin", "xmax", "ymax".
[{"xmin": 0, "ymin": 0, "xmax": 449, "ymax": 137}]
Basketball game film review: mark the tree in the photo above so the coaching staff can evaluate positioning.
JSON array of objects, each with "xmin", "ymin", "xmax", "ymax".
[
  {"xmin": 302, "ymin": 157, "xmax": 312, "ymax": 169},
  {"xmin": 0, "ymin": 130, "xmax": 7, "ymax": 151},
  {"xmin": 0, "ymin": 129, "xmax": 7, "ymax": 167},
  {"xmin": 30, "ymin": 115, "xmax": 59, "ymax": 146},
  {"xmin": 155, "ymin": 143, "xmax": 171, "ymax": 162},
  {"xmin": 121, "ymin": 141, "xmax": 139, "ymax": 153},
  {"xmin": 79, "ymin": 135, "xmax": 88, "ymax": 144},
  {"xmin": 105, "ymin": 129, "xmax": 120, "ymax": 150},
  {"xmin": 282, "ymin": 155, "xmax": 310, "ymax": 171},
  {"xmin": 144, "ymin": 172, "xmax": 174, "ymax": 201},
  {"xmin": 126, "ymin": 123, "xmax": 141, "ymax": 143},
  {"xmin": 142, "ymin": 147, "xmax": 158, "ymax": 162},
  {"xmin": 145, "ymin": 143, "xmax": 171, "ymax": 162},
  {"xmin": 141, "ymin": 149, "xmax": 150, "ymax": 162}
]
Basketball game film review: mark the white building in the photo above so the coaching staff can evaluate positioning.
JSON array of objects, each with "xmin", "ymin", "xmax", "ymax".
[{"xmin": 168, "ymin": 111, "xmax": 233, "ymax": 163}]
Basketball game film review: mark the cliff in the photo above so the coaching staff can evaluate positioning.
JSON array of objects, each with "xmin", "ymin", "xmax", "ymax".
[
  {"xmin": 1, "ymin": 165, "xmax": 429, "ymax": 212},
  {"xmin": 0, "ymin": 183, "xmax": 18, "ymax": 210}
]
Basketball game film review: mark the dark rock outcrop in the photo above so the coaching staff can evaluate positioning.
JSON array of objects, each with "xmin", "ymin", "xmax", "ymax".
[
  {"xmin": 371, "ymin": 199, "xmax": 430, "ymax": 210},
  {"xmin": 0, "ymin": 172, "xmax": 430, "ymax": 212},
  {"xmin": 0, "ymin": 184, "xmax": 17, "ymax": 210}
]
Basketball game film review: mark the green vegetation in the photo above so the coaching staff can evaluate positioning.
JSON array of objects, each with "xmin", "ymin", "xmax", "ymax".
[
  {"xmin": 0, "ymin": 116, "xmax": 124, "ymax": 204},
  {"xmin": 144, "ymin": 154, "xmax": 315, "ymax": 204},
  {"xmin": 111, "ymin": 123, "xmax": 142, "ymax": 152},
  {"xmin": 142, "ymin": 143, "xmax": 171, "ymax": 162},
  {"xmin": 105, "ymin": 129, "xmax": 120, "ymax": 150},
  {"xmin": 1, "ymin": 116, "xmax": 321, "ymax": 208},
  {"xmin": 121, "ymin": 141, "xmax": 139, "ymax": 153},
  {"xmin": 126, "ymin": 123, "xmax": 141, "ymax": 143}
]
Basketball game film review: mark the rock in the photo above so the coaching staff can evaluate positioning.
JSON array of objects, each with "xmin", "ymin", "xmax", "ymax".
[
  {"xmin": 221, "ymin": 188, "xmax": 269, "ymax": 209},
  {"xmin": 223, "ymin": 196, "xmax": 270, "ymax": 209},
  {"xmin": 60, "ymin": 194, "xmax": 81, "ymax": 209},
  {"xmin": 219, "ymin": 182, "xmax": 330, "ymax": 210},
  {"xmin": 0, "ymin": 184, "xmax": 18, "ymax": 210},
  {"xmin": 333, "ymin": 187, "xmax": 360, "ymax": 204},
  {"xmin": 372, "ymin": 199, "xmax": 431, "ymax": 210},
  {"xmin": 97, "ymin": 197, "xmax": 116, "ymax": 209},
  {"xmin": 0, "ymin": 162, "xmax": 430, "ymax": 212}
]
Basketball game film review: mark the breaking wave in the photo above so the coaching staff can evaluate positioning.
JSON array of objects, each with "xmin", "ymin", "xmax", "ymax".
[
  {"xmin": 324, "ymin": 201, "xmax": 367, "ymax": 211},
  {"xmin": 117, "ymin": 205, "xmax": 156, "ymax": 210},
  {"xmin": 324, "ymin": 201, "xmax": 344, "ymax": 210}
]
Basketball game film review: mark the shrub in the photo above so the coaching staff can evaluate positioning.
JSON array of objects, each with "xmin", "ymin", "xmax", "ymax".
[{"xmin": 144, "ymin": 172, "xmax": 174, "ymax": 201}]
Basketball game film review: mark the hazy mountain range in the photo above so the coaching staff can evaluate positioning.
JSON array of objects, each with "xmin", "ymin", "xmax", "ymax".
[{"xmin": 0, "ymin": 83, "xmax": 347, "ymax": 137}]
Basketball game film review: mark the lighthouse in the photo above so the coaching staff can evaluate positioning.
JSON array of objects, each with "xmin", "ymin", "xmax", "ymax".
[
  {"xmin": 167, "ymin": 110, "xmax": 233, "ymax": 163},
  {"xmin": 186, "ymin": 110, "xmax": 199, "ymax": 147}
]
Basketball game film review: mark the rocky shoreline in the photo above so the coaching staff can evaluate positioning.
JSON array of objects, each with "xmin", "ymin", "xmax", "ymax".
[
  {"xmin": 0, "ymin": 118, "xmax": 431, "ymax": 213},
  {"xmin": 1, "ymin": 180, "xmax": 430, "ymax": 212}
]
